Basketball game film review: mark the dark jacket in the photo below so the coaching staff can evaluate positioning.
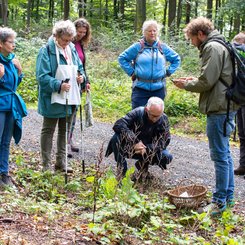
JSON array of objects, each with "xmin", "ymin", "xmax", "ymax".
[{"xmin": 105, "ymin": 107, "xmax": 171, "ymax": 157}]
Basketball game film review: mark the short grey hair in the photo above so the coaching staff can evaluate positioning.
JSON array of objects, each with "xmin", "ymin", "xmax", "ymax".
[
  {"xmin": 146, "ymin": 97, "xmax": 164, "ymax": 111},
  {"xmin": 52, "ymin": 20, "xmax": 76, "ymax": 38},
  {"xmin": 142, "ymin": 20, "xmax": 162, "ymax": 36},
  {"xmin": 0, "ymin": 27, "xmax": 17, "ymax": 43}
]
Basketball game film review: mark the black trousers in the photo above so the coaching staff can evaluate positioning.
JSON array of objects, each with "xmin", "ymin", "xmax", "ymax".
[
  {"xmin": 110, "ymin": 133, "xmax": 173, "ymax": 176},
  {"xmin": 237, "ymin": 106, "xmax": 245, "ymax": 167}
]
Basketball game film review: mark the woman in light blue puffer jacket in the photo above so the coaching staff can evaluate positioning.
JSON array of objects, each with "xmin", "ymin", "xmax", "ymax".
[{"xmin": 118, "ymin": 20, "xmax": 181, "ymax": 109}]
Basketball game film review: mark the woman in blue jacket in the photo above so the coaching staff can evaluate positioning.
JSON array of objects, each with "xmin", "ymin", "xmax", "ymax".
[
  {"xmin": 36, "ymin": 20, "xmax": 86, "ymax": 173},
  {"xmin": 0, "ymin": 27, "xmax": 27, "ymax": 187},
  {"xmin": 118, "ymin": 20, "xmax": 181, "ymax": 109}
]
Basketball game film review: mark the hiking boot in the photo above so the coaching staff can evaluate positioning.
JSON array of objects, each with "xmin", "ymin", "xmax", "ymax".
[
  {"xmin": 71, "ymin": 145, "xmax": 79, "ymax": 153},
  {"xmin": 1, "ymin": 174, "xmax": 13, "ymax": 186},
  {"xmin": 54, "ymin": 164, "xmax": 73, "ymax": 173},
  {"xmin": 198, "ymin": 202, "xmax": 226, "ymax": 217},
  {"xmin": 234, "ymin": 165, "xmax": 245, "ymax": 175},
  {"xmin": 42, "ymin": 164, "xmax": 52, "ymax": 172}
]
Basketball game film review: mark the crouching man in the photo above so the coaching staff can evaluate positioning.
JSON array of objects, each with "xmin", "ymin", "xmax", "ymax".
[{"xmin": 105, "ymin": 97, "xmax": 173, "ymax": 179}]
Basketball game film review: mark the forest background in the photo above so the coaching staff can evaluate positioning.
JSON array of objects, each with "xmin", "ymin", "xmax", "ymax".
[{"xmin": 0, "ymin": 0, "xmax": 245, "ymax": 244}]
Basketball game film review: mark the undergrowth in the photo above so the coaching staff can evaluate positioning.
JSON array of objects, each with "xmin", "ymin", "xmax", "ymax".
[{"xmin": 0, "ymin": 148, "xmax": 244, "ymax": 244}]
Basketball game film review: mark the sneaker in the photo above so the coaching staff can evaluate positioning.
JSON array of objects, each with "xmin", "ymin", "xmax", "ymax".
[
  {"xmin": 234, "ymin": 165, "xmax": 245, "ymax": 175},
  {"xmin": 1, "ymin": 174, "xmax": 13, "ymax": 186},
  {"xmin": 227, "ymin": 199, "xmax": 235, "ymax": 208},
  {"xmin": 0, "ymin": 178, "xmax": 6, "ymax": 188},
  {"xmin": 198, "ymin": 202, "xmax": 226, "ymax": 217}
]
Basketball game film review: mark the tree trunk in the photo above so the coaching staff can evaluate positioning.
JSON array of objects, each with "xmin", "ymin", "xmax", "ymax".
[
  {"xmin": 1, "ymin": 0, "xmax": 8, "ymax": 26},
  {"xmin": 64, "ymin": 0, "xmax": 69, "ymax": 20},
  {"xmin": 168, "ymin": 0, "xmax": 176, "ymax": 35},
  {"xmin": 186, "ymin": 0, "xmax": 191, "ymax": 24},
  {"xmin": 36, "ymin": 0, "xmax": 40, "ymax": 22},
  {"xmin": 162, "ymin": 0, "xmax": 168, "ymax": 34},
  {"xmin": 119, "ymin": 0, "xmax": 125, "ymax": 30},
  {"xmin": 113, "ymin": 0, "xmax": 118, "ymax": 20},
  {"xmin": 195, "ymin": 0, "xmax": 198, "ymax": 17},
  {"xmin": 135, "ymin": 0, "xmax": 146, "ymax": 34},
  {"xmin": 105, "ymin": 0, "xmax": 108, "ymax": 26},
  {"xmin": 26, "ymin": 0, "xmax": 32, "ymax": 32},
  {"xmin": 176, "ymin": 0, "xmax": 182, "ymax": 34},
  {"xmin": 78, "ymin": 0, "xmax": 85, "ymax": 17},
  {"xmin": 49, "ymin": 0, "xmax": 54, "ymax": 21},
  {"xmin": 207, "ymin": 0, "xmax": 212, "ymax": 19},
  {"xmin": 233, "ymin": 14, "xmax": 240, "ymax": 34}
]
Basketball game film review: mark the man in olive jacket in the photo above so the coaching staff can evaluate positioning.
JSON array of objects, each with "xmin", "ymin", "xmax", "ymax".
[
  {"xmin": 105, "ymin": 97, "xmax": 172, "ymax": 180},
  {"xmin": 173, "ymin": 17, "xmax": 238, "ymax": 216}
]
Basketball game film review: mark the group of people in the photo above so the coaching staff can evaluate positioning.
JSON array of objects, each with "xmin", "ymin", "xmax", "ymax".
[{"xmin": 0, "ymin": 16, "xmax": 244, "ymax": 216}]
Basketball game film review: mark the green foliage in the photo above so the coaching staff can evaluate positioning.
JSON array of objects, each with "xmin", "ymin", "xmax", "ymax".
[
  {"xmin": 165, "ymin": 83, "xmax": 200, "ymax": 117},
  {"xmin": 1, "ymin": 147, "xmax": 244, "ymax": 244},
  {"xmin": 15, "ymin": 37, "xmax": 45, "ymax": 103}
]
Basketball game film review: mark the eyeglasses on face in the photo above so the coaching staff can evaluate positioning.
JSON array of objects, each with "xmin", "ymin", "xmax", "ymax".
[
  {"xmin": 60, "ymin": 36, "xmax": 73, "ymax": 43},
  {"xmin": 5, "ymin": 40, "xmax": 16, "ymax": 45}
]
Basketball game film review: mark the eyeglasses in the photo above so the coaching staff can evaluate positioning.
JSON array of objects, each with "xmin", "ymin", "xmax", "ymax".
[
  {"xmin": 60, "ymin": 36, "xmax": 73, "ymax": 43},
  {"xmin": 5, "ymin": 40, "xmax": 16, "ymax": 45}
]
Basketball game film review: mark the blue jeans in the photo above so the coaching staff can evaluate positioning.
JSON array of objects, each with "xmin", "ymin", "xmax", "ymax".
[
  {"xmin": 0, "ymin": 111, "xmax": 14, "ymax": 174},
  {"xmin": 207, "ymin": 112, "xmax": 236, "ymax": 205},
  {"xmin": 110, "ymin": 133, "xmax": 173, "ymax": 176},
  {"xmin": 131, "ymin": 86, "xmax": 166, "ymax": 109}
]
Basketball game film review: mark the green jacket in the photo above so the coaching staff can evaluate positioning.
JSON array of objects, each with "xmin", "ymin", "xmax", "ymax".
[
  {"xmin": 184, "ymin": 30, "xmax": 238, "ymax": 115},
  {"xmin": 36, "ymin": 37, "xmax": 85, "ymax": 118}
]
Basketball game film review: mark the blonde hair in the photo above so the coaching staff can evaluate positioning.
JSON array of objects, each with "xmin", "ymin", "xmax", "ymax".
[
  {"xmin": 52, "ymin": 20, "xmax": 76, "ymax": 38},
  {"xmin": 142, "ymin": 20, "xmax": 162, "ymax": 36},
  {"xmin": 74, "ymin": 18, "xmax": 92, "ymax": 48},
  {"xmin": 184, "ymin": 17, "xmax": 214, "ymax": 39}
]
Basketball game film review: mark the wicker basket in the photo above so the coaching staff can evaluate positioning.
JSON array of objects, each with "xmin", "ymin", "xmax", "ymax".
[{"xmin": 167, "ymin": 179, "xmax": 207, "ymax": 208}]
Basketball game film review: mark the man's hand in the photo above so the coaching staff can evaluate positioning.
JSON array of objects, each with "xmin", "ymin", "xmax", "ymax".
[
  {"xmin": 172, "ymin": 77, "xmax": 196, "ymax": 89},
  {"xmin": 134, "ymin": 141, "xmax": 146, "ymax": 155}
]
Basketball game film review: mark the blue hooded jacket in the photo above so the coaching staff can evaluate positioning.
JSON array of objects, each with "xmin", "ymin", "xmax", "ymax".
[
  {"xmin": 118, "ymin": 39, "xmax": 181, "ymax": 91},
  {"xmin": 0, "ymin": 53, "xmax": 27, "ymax": 144}
]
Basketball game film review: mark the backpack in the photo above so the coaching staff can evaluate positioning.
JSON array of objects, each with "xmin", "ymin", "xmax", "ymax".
[
  {"xmin": 134, "ymin": 39, "xmax": 164, "ymax": 65},
  {"xmin": 209, "ymin": 39, "xmax": 245, "ymax": 136}
]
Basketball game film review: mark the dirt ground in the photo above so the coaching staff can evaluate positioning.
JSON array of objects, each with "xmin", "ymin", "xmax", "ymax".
[{"xmin": 20, "ymin": 110, "xmax": 245, "ymax": 211}]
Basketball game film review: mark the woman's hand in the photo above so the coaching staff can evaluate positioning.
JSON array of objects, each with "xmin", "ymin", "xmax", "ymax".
[
  {"xmin": 12, "ymin": 58, "xmax": 22, "ymax": 76},
  {"xmin": 0, "ymin": 64, "xmax": 4, "ymax": 78},
  {"xmin": 86, "ymin": 83, "xmax": 91, "ymax": 91},
  {"xmin": 76, "ymin": 75, "xmax": 84, "ymax": 84},
  {"xmin": 61, "ymin": 82, "xmax": 71, "ymax": 92}
]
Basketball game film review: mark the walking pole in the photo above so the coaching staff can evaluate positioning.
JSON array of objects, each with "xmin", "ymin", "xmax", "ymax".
[
  {"xmin": 64, "ymin": 78, "xmax": 70, "ymax": 184},
  {"xmin": 80, "ymin": 102, "xmax": 85, "ymax": 173}
]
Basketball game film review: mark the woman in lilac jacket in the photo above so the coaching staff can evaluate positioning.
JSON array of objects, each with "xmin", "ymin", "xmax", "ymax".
[{"xmin": 118, "ymin": 20, "xmax": 181, "ymax": 109}]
